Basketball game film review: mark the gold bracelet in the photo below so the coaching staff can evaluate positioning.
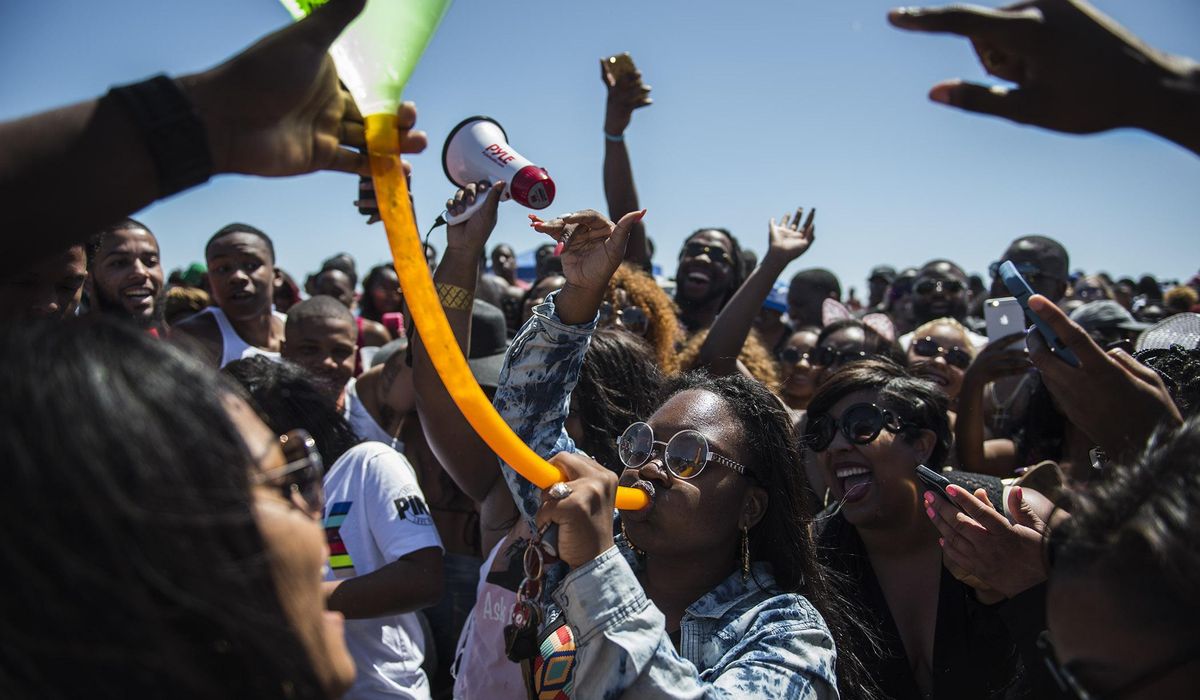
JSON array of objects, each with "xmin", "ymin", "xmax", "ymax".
[{"xmin": 436, "ymin": 283, "xmax": 473, "ymax": 311}]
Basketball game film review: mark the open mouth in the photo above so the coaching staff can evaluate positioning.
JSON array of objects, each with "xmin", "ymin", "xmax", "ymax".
[
  {"xmin": 914, "ymin": 366, "xmax": 949, "ymax": 386},
  {"xmin": 834, "ymin": 464, "xmax": 873, "ymax": 504}
]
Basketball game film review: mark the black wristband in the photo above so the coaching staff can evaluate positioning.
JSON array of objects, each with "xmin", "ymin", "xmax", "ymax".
[{"xmin": 108, "ymin": 75, "xmax": 213, "ymax": 198}]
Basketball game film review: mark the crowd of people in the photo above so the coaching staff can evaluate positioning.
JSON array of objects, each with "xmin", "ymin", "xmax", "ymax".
[{"xmin": 2, "ymin": 0, "xmax": 1199, "ymax": 698}]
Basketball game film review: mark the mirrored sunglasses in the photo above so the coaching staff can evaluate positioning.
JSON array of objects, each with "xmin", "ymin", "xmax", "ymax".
[
  {"xmin": 681, "ymin": 242, "xmax": 731, "ymax": 266},
  {"xmin": 616, "ymin": 421, "xmax": 750, "ymax": 480}
]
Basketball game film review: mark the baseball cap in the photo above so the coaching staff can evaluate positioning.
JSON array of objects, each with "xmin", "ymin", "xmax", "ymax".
[{"xmin": 1069, "ymin": 300, "xmax": 1149, "ymax": 333}]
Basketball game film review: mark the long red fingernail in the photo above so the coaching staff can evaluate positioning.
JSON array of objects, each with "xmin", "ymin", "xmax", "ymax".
[
  {"xmin": 945, "ymin": 484, "xmax": 958, "ymax": 496},
  {"xmin": 553, "ymin": 241, "xmax": 565, "ymax": 256},
  {"xmin": 635, "ymin": 208, "xmax": 647, "ymax": 221}
]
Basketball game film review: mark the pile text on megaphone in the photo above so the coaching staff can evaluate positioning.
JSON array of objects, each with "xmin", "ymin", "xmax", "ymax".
[{"xmin": 441, "ymin": 116, "xmax": 555, "ymax": 224}]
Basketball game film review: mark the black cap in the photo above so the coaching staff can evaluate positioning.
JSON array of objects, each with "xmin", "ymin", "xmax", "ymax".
[
  {"xmin": 869, "ymin": 265, "xmax": 897, "ymax": 284},
  {"xmin": 468, "ymin": 300, "xmax": 511, "ymax": 388}
]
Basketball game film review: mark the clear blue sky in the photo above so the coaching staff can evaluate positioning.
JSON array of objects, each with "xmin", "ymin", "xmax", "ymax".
[{"xmin": 3, "ymin": 0, "xmax": 1197, "ymax": 294}]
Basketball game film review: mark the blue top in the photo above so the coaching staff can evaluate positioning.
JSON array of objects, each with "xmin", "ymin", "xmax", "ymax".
[{"xmin": 491, "ymin": 292, "xmax": 840, "ymax": 698}]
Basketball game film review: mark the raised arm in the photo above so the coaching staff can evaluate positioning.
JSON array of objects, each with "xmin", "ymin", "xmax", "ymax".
[
  {"xmin": 493, "ymin": 208, "xmax": 645, "ymax": 522},
  {"xmin": 954, "ymin": 334, "xmax": 1029, "ymax": 474},
  {"xmin": 889, "ymin": 0, "xmax": 1200, "ymax": 156},
  {"xmin": 601, "ymin": 58, "xmax": 653, "ymax": 269},
  {"xmin": 696, "ymin": 208, "xmax": 815, "ymax": 376},
  {"xmin": 411, "ymin": 181, "xmax": 503, "ymax": 500},
  {"xmin": 0, "ymin": 0, "xmax": 426, "ymax": 272}
]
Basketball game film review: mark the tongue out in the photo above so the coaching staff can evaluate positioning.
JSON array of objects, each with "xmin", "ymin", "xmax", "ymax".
[{"xmin": 840, "ymin": 474, "xmax": 873, "ymax": 504}]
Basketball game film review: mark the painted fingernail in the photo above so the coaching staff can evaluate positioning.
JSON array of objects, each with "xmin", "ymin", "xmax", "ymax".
[
  {"xmin": 945, "ymin": 484, "xmax": 958, "ymax": 496},
  {"xmin": 554, "ymin": 241, "xmax": 565, "ymax": 256},
  {"xmin": 923, "ymin": 491, "xmax": 934, "ymax": 505},
  {"xmin": 925, "ymin": 506, "xmax": 936, "ymax": 519},
  {"xmin": 938, "ymin": 537, "xmax": 945, "ymax": 547}
]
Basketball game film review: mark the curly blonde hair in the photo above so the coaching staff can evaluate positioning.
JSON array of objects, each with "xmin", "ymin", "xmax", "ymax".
[
  {"xmin": 677, "ymin": 329, "xmax": 781, "ymax": 393},
  {"xmin": 606, "ymin": 264, "xmax": 683, "ymax": 375}
]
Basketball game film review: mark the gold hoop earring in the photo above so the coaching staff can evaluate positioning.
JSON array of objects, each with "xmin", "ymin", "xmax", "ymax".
[
  {"xmin": 621, "ymin": 520, "xmax": 645, "ymax": 557},
  {"xmin": 741, "ymin": 526, "xmax": 750, "ymax": 581}
]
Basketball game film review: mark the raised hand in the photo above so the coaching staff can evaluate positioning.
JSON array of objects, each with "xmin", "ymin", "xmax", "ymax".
[
  {"xmin": 925, "ymin": 484, "xmax": 1048, "ymax": 599},
  {"xmin": 179, "ymin": 0, "xmax": 427, "ymax": 177},
  {"xmin": 1025, "ymin": 294, "xmax": 1181, "ymax": 462},
  {"xmin": 963, "ymin": 333, "xmax": 1032, "ymax": 386},
  {"xmin": 529, "ymin": 208, "xmax": 647, "ymax": 325},
  {"xmin": 765, "ymin": 207, "xmax": 816, "ymax": 265},
  {"xmin": 888, "ymin": 0, "xmax": 1199, "ymax": 141},
  {"xmin": 601, "ymin": 58, "xmax": 653, "ymax": 137},
  {"xmin": 445, "ymin": 181, "xmax": 504, "ymax": 253}
]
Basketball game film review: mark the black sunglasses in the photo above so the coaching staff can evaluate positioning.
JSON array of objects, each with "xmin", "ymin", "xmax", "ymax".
[
  {"xmin": 598, "ymin": 301, "xmax": 649, "ymax": 336},
  {"xmin": 913, "ymin": 336, "xmax": 972, "ymax": 369},
  {"xmin": 616, "ymin": 422, "xmax": 750, "ymax": 480},
  {"xmin": 812, "ymin": 345, "xmax": 869, "ymax": 368},
  {"xmin": 252, "ymin": 429, "xmax": 324, "ymax": 518},
  {"xmin": 1037, "ymin": 630, "xmax": 1200, "ymax": 700},
  {"xmin": 779, "ymin": 346, "xmax": 813, "ymax": 365},
  {"xmin": 681, "ymin": 242, "xmax": 731, "ymax": 266},
  {"xmin": 914, "ymin": 278, "xmax": 964, "ymax": 296},
  {"xmin": 804, "ymin": 403, "xmax": 908, "ymax": 452}
]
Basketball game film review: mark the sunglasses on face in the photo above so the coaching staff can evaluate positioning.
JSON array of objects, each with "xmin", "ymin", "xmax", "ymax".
[
  {"xmin": 1037, "ymin": 630, "xmax": 1200, "ymax": 700},
  {"xmin": 681, "ymin": 242, "xmax": 731, "ymax": 266},
  {"xmin": 252, "ymin": 429, "xmax": 324, "ymax": 517},
  {"xmin": 804, "ymin": 403, "xmax": 908, "ymax": 453},
  {"xmin": 598, "ymin": 301, "xmax": 649, "ymax": 336},
  {"xmin": 779, "ymin": 346, "xmax": 813, "ymax": 365},
  {"xmin": 914, "ymin": 278, "xmax": 964, "ymax": 296},
  {"xmin": 812, "ymin": 345, "xmax": 869, "ymax": 368},
  {"xmin": 616, "ymin": 422, "xmax": 751, "ymax": 480},
  {"xmin": 913, "ymin": 336, "xmax": 972, "ymax": 369}
]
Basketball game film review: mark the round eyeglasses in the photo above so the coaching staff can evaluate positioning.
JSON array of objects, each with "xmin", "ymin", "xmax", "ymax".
[{"xmin": 616, "ymin": 422, "xmax": 750, "ymax": 480}]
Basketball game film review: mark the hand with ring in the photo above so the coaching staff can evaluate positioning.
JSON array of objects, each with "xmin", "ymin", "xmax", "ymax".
[{"xmin": 535, "ymin": 452, "xmax": 618, "ymax": 568}]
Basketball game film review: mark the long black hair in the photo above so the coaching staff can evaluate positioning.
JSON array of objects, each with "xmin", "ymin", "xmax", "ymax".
[
  {"xmin": 655, "ymin": 371, "xmax": 878, "ymax": 700},
  {"xmin": 0, "ymin": 319, "xmax": 325, "ymax": 699},
  {"xmin": 574, "ymin": 329, "xmax": 663, "ymax": 471},
  {"xmin": 223, "ymin": 356, "xmax": 360, "ymax": 469}
]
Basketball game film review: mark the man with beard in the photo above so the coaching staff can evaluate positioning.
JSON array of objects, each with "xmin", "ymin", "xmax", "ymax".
[
  {"xmin": 282, "ymin": 295, "xmax": 399, "ymax": 445},
  {"xmin": 85, "ymin": 219, "xmax": 164, "ymax": 333},
  {"xmin": 674, "ymin": 228, "xmax": 745, "ymax": 333},
  {"xmin": 0, "ymin": 245, "xmax": 87, "ymax": 321},
  {"xmin": 899, "ymin": 259, "xmax": 987, "ymax": 349},
  {"xmin": 171, "ymin": 223, "xmax": 285, "ymax": 367}
]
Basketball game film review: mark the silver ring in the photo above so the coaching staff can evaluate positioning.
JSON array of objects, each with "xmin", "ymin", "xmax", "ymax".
[{"xmin": 548, "ymin": 482, "xmax": 573, "ymax": 500}]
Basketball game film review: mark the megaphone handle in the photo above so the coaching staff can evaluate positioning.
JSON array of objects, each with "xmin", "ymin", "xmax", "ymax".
[
  {"xmin": 444, "ymin": 183, "xmax": 511, "ymax": 226},
  {"xmin": 443, "ymin": 194, "xmax": 490, "ymax": 226}
]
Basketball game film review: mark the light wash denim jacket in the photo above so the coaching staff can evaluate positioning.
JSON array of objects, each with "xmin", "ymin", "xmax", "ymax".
[{"xmin": 492, "ymin": 294, "xmax": 840, "ymax": 699}]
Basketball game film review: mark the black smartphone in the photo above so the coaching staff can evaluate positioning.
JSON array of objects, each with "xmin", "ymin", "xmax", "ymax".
[{"xmin": 916, "ymin": 465, "xmax": 964, "ymax": 512}]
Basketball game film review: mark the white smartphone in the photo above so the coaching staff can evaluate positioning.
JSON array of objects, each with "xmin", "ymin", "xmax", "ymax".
[{"xmin": 984, "ymin": 297, "xmax": 1024, "ymax": 342}]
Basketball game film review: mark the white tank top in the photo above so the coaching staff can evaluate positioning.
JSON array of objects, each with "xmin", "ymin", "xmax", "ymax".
[
  {"xmin": 342, "ymin": 378, "xmax": 402, "ymax": 449},
  {"xmin": 451, "ymin": 526, "xmax": 528, "ymax": 699},
  {"xmin": 198, "ymin": 306, "xmax": 286, "ymax": 368}
]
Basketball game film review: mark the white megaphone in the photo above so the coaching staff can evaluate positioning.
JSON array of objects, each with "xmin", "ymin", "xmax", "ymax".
[{"xmin": 441, "ymin": 116, "xmax": 555, "ymax": 225}]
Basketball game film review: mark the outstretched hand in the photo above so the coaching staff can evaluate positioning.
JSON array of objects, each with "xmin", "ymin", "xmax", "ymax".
[
  {"xmin": 765, "ymin": 207, "xmax": 816, "ymax": 266},
  {"xmin": 601, "ymin": 59, "xmax": 653, "ymax": 137},
  {"xmin": 180, "ymin": 0, "xmax": 427, "ymax": 177},
  {"xmin": 888, "ymin": 0, "xmax": 1188, "ymax": 136},
  {"xmin": 530, "ymin": 208, "xmax": 647, "ymax": 324}
]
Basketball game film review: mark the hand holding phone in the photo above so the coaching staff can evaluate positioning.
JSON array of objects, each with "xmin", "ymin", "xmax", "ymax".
[
  {"xmin": 916, "ymin": 465, "xmax": 964, "ymax": 512},
  {"xmin": 998, "ymin": 261, "xmax": 1080, "ymax": 367}
]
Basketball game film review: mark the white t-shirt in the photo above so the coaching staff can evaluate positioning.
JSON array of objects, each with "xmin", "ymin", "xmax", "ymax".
[
  {"xmin": 342, "ymin": 378, "xmax": 398, "ymax": 447},
  {"xmin": 323, "ymin": 442, "xmax": 443, "ymax": 700}
]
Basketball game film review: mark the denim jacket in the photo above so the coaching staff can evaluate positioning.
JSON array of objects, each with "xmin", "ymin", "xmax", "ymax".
[{"xmin": 492, "ymin": 294, "xmax": 840, "ymax": 699}]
